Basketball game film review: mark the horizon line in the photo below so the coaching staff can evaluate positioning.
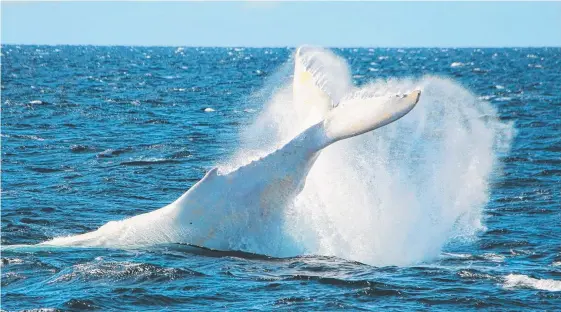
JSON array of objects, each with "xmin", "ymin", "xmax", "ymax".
[{"xmin": 2, "ymin": 43, "xmax": 560, "ymax": 49}]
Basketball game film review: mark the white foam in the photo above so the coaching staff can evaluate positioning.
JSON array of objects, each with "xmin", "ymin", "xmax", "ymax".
[
  {"xmin": 504, "ymin": 274, "xmax": 561, "ymax": 292},
  {"xmin": 450, "ymin": 62, "xmax": 464, "ymax": 68},
  {"xmin": 495, "ymin": 97, "xmax": 512, "ymax": 102},
  {"xmin": 1, "ymin": 134, "xmax": 45, "ymax": 141},
  {"xmin": 442, "ymin": 252, "xmax": 472, "ymax": 259},
  {"xmin": 483, "ymin": 253, "xmax": 505, "ymax": 262}
]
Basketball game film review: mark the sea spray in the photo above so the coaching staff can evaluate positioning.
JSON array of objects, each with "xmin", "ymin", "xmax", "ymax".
[
  {"xmin": 39, "ymin": 47, "xmax": 514, "ymax": 266},
  {"xmin": 222, "ymin": 48, "xmax": 514, "ymax": 266}
]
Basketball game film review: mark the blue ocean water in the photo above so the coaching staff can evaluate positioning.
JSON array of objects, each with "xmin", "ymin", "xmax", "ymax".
[{"xmin": 1, "ymin": 45, "xmax": 560, "ymax": 311}]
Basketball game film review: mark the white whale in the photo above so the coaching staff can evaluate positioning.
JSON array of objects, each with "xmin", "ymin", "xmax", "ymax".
[{"xmin": 42, "ymin": 46, "xmax": 421, "ymax": 252}]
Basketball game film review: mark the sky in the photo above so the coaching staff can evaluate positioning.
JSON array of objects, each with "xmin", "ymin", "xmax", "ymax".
[{"xmin": 2, "ymin": 1, "xmax": 560, "ymax": 47}]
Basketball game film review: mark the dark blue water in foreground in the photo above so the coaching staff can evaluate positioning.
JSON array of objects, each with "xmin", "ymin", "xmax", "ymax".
[{"xmin": 2, "ymin": 46, "xmax": 560, "ymax": 311}]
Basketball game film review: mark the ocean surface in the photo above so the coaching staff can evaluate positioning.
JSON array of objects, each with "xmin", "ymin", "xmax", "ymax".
[{"xmin": 1, "ymin": 45, "xmax": 560, "ymax": 311}]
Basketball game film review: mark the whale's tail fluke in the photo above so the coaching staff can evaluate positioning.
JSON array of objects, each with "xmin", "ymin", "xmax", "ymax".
[
  {"xmin": 293, "ymin": 45, "xmax": 420, "ymax": 149},
  {"xmin": 322, "ymin": 90, "xmax": 420, "ymax": 144},
  {"xmin": 293, "ymin": 45, "xmax": 352, "ymax": 109}
]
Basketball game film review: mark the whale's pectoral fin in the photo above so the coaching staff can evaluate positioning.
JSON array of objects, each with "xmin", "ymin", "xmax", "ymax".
[{"xmin": 321, "ymin": 90, "xmax": 421, "ymax": 145}]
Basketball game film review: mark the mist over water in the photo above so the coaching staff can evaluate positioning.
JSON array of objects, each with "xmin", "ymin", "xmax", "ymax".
[{"xmin": 225, "ymin": 48, "xmax": 514, "ymax": 266}]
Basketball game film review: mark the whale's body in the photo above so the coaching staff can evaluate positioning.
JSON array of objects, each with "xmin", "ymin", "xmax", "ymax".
[{"xmin": 43, "ymin": 47, "xmax": 421, "ymax": 252}]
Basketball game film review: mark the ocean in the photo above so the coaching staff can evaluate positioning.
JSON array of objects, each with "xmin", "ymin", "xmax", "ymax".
[{"xmin": 1, "ymin": 45, "xmax": 560, "ymax": 311}]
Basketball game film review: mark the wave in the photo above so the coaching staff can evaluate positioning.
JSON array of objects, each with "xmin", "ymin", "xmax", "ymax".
[
  {"xmin": 1, "ymin": 133, "xmax": 46, "ymax": 141},
  {"xmin": 504, "ymin": 274, "xmax": 561, "ymax": 292},
  {"xmin": 47, "ymin": 259, "xmax": 204, "ymax": 284},
  {"xmin": 119, "ymin": 158, "xmax": 181, "ymax": 166}
]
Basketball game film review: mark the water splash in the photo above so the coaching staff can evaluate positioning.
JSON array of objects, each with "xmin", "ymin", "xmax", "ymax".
[
  {"xmin": 35, "ymin": 48, "xmax": 513, "ymax": 267},
  {"xmin": 223, "ymin": 48, "xmax": 514, "ymax": 266},
  {"xmin": 504, "ymin": 274, "xmax": 561, "ymax": 292}
]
